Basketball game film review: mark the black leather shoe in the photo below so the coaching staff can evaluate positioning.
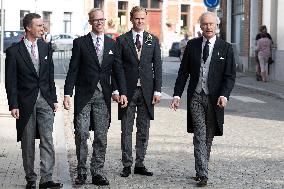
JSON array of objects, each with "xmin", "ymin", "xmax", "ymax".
[
  {"xmin": 191, "ymin": 174, "xmax": 201, "ymax": 181},
  {"xmin": 92, "ymin": 175, "xmax": 109, "ymax": 186},
  {"xmin": 197, "ymin": 176, "xmax": 208, "ymax": 187},
  {"xmin": 75, "ymin": 174, "xmax": 87, "ymax": 185},
  {"xmin": 39, "ymin": 181, "xmax": 63, "ymax": 189},
  {"xmin": 26, "ymin": 181, "xmax": 36, "ymax": 189},
  {"xmin": 134, "ymin": 166, "xmax": 153, "ymax": 176},
  {"xmin": 120, "ymin": 166, "xmax": 131, "ymax": 177}
]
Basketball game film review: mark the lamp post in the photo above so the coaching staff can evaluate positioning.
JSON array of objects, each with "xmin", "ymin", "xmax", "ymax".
[
  {"xmin": 0, "ymin": 0, "xmax": 4, "ymax": 83},
  {"xmin": 160, "ymin": 0, "xmax": 167, "ymax": 57}
]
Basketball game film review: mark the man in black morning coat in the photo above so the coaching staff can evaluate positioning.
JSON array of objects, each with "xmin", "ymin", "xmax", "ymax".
[
  {"xmin": 171, "ymin": 12, "xmax": 236, "ymax": 187},
  {"xmin": 113, "ymin": 6, "xmax": 162, "ymax": 178},
  {"xmin": 63, "ymin": 8, "xmax": 127, "ymax": 186},
  {"xmin": 5, "ymin": 13, "xmax": 62, "ymax": 189}
]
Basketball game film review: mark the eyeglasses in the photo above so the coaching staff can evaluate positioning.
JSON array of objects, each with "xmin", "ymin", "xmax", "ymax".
[
  {"xmin": 201, "ymin": 23, "xmax": 216, "ymax": 27},
  {"xmin": 89, "ymin": 18, "xmax": 106, "ymax": 24}
]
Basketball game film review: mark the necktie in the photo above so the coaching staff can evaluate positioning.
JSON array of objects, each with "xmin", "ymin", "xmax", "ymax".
[
  {"xmin": 202, "ymin": 40, "xmax": 210, "ymax": 62},
  {"xmin": 135, "ymin": 34, "xmax": 141, "ymax": 52},
  {"xmin": 95, "ymin": 36, "xmax": 101, "ymax": 54},
  {"xmin": 31, "ymin": 43, "xmax": 36, "ymax": 59}
]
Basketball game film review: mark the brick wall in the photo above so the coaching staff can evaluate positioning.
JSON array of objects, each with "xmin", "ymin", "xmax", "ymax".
[
  {"xmin": 107, "ymin": 1, "xmax": 117, "ymax": 20},
  {"xmin": 219, "ymin": 0, "xmax": 227, "ymax": 40},
  {"xmin": 191, "ymin": 6, "xmax": 207, "ymax": 33},
  {"xmin": 167, "ymin": 4, "xmax": 179, "ymax": 26},
  {"xmin": 241, "ymin": 0, "xmax": 250, "ymax": 56}
]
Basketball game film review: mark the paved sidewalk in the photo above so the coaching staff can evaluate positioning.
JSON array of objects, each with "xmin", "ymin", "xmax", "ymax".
[
  {"xmin": 235, "ymin": 72, "xmax": 284, "ymax": 100},
  {"xmin": 0, "ymin": 71, "xmax": 284, "ymax": 188},
  {"xmin": 62, "ymin": 72, "xmax": 284, "ymax": 188},
  {"xmin": 0, "ymin": 84, "xmax": 71, "ymax": 188}
]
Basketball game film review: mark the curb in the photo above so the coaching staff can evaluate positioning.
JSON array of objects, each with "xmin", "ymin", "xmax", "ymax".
[
  {"xmin": 235, "ymin": 82, "xmax": 284, "ymax": 100},
  {"xmin": 54, "ymin": 87, "xmax": 72, "ymax": 188}
]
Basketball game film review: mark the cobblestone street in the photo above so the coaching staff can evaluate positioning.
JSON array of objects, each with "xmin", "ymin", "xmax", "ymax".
[{"xmin": 63, "ymin": 88, "xmax": 284, "ymax": 188}]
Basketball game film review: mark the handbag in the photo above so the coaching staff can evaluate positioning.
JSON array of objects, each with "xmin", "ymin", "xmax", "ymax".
[{"xmin": 268, "ymin": 57, "xmax": 274, "ymax": 65}]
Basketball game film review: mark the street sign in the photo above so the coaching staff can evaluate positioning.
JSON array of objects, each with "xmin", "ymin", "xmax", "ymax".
[{"xmin": 204, "ymin": 0, "xmax": 220, "ymax": 8}]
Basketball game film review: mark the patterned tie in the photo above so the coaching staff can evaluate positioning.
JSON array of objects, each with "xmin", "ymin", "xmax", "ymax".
[
  {"xmin": 202, "ymin": 40, "xmax": 210, "ymax": 62},
  {"xmin": 135, "ymin": 34, "xmax": 141, "ymax": 52},
  {"xmin": 31, "ymin": 43, "xmax": 36, "ymax": 59},
  {"xmin": 95, "ymin": 36, "xmax": 101, "ymax": 54}
]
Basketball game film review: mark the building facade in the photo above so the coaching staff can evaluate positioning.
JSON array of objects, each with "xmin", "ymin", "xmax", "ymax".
[
  {"xmin": 1, "ymin": 0, "xmax": 85, "ymax": 35},
  {"xmin": 85, "ymin": 0, "xmax": 207, "ymax": 53},
  {"xmin": 219, "ymin": 0, "xmax": 284, "ymax": 81}
]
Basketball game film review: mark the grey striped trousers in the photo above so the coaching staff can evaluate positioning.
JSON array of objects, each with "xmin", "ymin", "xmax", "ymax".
[
  {"xmin": 121, "ymin": 87, "xmax": 151, "ymax": 168},
  {"xmin": 190, "ymin": 91, "xmax": 216, "ymax": 178}
]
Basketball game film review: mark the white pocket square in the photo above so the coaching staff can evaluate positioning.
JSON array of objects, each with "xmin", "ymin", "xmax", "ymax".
[
  {"xmin": 220, "ymin": 57, "xmax": 224, "ymax": 60},
  {"xmin": 44, "ymin": 56, "xmax": 48, "ymax": 59},
  {"xmin": 109, "ymin": 50, "xmax": 113, "ymax": 55}
]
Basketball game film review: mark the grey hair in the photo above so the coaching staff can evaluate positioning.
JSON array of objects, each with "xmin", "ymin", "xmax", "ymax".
[
  {"xmin": 88, "ymin": 8, "xmax": 104, "ymax": 17},
  {"xmin": 199, "ymin": 11, "xmax": 220, "ymax": 25}
]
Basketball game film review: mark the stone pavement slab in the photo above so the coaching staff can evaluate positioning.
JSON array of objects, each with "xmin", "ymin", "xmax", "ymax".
[
  {"xmin": 0, "ymin": 85, "xmax": 71, "ymax": 189},
  {"xmin": 63, "ymin": 101, "xmax": 284, "ymax": 188},
  {"xmin": 236, "ymin": 72, "xmax": 284, "ymax": 100}
]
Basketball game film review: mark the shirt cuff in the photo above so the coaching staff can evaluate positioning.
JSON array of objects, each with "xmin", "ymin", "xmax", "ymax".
[
  {"xmin": 173, "ymin": 96, "xmax": 181, "ymax": 99},
  {"xmin": 220, "ymin": 96, "xmax": 227, "ymax": 102},
  {"xmin": 154, "ymin": 91, "xmax": 161, "ymax": 96},
  {"xmin": 64, "ymin": 95, "xmax": 70, "ymax": 97},
  {"xmin": 112, "ymin": 90, "xmax": 119, "ymax": 95}
]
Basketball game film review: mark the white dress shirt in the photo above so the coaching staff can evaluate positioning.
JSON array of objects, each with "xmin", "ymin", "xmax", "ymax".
[
  {"xmin": 90, "ymin": 32, "xmax": 104, "ymax": 64},
  {"xmin": 24, "ymin": 38, "xmax": 39, "ymax": 60},
  {"xmin": 132, "ymin": 30, "xmax": 144, "ymax": 47}
]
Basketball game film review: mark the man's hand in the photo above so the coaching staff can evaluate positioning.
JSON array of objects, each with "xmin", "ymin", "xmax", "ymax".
[
  {"xmin": 112, "ymin": 94, "xmax": 120, "ymax": 103},
  {"xmin": 120, "ymin": 95, "xmax": 128, "ymax": 108},
  {"xmin": 63, "ymin": 96, "xmax": 72, "ymax": 110},
  {"xmin": 53, "ymin": 103, "xmax": 58, "ymax": 112},
  {"xmin": 217, "ymin": 96, "xmax": 227, "ymax": 108},
  {"xmin": 11, "ymin": 109, "xmax": 20, "ymax": 119},
  {"xmin": 152, "ymin": 95, "xmax": 161, "ymax": 105},
  {"xmin": 170, "ymin": 98, "xmax": 180, "ymax": 111}
]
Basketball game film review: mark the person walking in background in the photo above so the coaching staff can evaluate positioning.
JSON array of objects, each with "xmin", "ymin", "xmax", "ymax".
[
  {"xmin": 180, "ymin": 33, "xmax": 190, "ymax": 60},
  {"xmin": 256, "ymin": 33, "xmax": 272, "ymax": 82},
  {"xmin": 113, "ymin": 6, "xmax": 162, "ymax": 178},
  {"xmin": 63, "ymin": 8, "xmax": 127, "ymax": 186},
  {"xmin": 170, "ymin": 12, "xmax": 236, "ymax": 187},
  {"xmin": 42, "ymin": 26, "xmax": 52, "ymax": 44},
  {"xmin": 5, "ymin": 13, "xmax": 62, "ymax": 189},
  {"xmin": 255, "ymin": 25, "xmax": 272, "ymax": 81}
]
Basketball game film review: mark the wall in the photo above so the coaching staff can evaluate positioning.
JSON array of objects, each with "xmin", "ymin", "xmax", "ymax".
[{"xmin": 3, "ymin": 0, "xmax": 85, "ymax": 35}]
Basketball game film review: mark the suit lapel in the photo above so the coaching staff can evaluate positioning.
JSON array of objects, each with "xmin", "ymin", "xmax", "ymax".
[
  {"xmin": 195, "ymin": 37, "xmax": 203, "ymax": 69},
  {"xmin": 83, "ymin": 33, "xmax": 100, "ymax": 67},
  {"xmin": 18, "ymin": 40, "xmax": 38, "ymax": 77},
  {"xmin": 125, "ymin": 30, "xmax": 139, "ymax": 62},
  {"xmin": 37, "ymin": 40, "xmax": 45, "ymax": 77},
  {"xmin": 208, "ymin": 38, "xmax": 221, "ymax": 75},
  {"xmin": 140, "ymin": 32, "xmax": 148, "ymax": 62},
  {"xmin": 101, "ymin": 35, "xmax": 111, "ymax": 68},
  {"xmin": 210, "ymin": 37, "xmax": 221, "ymax": 65}
]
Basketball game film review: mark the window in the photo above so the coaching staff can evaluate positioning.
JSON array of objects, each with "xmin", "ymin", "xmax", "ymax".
[
  {"xmin": 181, "ymin": 5, "xmax": 189, "ymax": 29},
  {"xmin": 140, "ymin": 0, "xmax": 147, "ymax": 8},
  {"xmin": 151, "ymin": 0, "xmax": 160, "ymax": 9},
  {"xmin": 63, "ymin": 12, "xmax": 72, "ymax": 33},
  {"xmin": 94, "ymin": 0, "xmax": 104, "ymax": 8},
  {"xmin": 140, "ymin": 0, "xmax": 160, "ymax": 9},
  {"xmin": 118, "ymin": 1, "xmax": 128, "ymax": 26},
  {"xmin": 42, "ymin": 11, "xmax": 52, "ymax": 31},
  {"xmin": 20, "ymin": 10, "xmax": 30, "ymax": 30},
  {"xmin": 231, "ymin": 0, "xmax": 244, "ymax": 48}
]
